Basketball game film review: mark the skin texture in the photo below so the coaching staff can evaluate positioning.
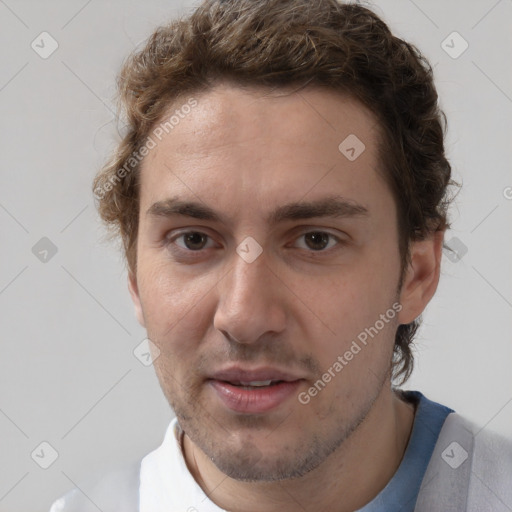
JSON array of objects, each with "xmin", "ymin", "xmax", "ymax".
[{"xmin": 128, "ymin": 82, "xmax": 444, "ymax": 512}]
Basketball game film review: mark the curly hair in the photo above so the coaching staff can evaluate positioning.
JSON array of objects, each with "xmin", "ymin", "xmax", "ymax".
[{"xmin": 93, "ymin": 0, "xmax": 456, "ymax": 384}]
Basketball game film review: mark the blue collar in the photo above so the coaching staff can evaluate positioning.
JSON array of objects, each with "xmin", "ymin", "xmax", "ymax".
[{"xmin": 357, "ymin": 390, "xmax": 454, "ymax": 512}]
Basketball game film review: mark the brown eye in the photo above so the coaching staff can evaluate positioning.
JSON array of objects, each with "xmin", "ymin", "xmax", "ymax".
[
  {"xmin": 169, "ymin": 231, "xmax": 214, "ymax": 252},
  {"xmin": 181, "ymin": 232, "xmax": 209, "ymax": 250},
  {"xmin": 304, "ymin": 232, "xmax": 331, "ymax": 251}
]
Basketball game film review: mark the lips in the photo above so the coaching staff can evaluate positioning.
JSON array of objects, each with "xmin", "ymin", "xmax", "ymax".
[{"xmin": 207, "ymin": 366, "xmax": 305, "ymax": 413}]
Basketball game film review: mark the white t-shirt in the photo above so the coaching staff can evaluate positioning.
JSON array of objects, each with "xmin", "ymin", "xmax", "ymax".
[{"xmin": 139, "ymin": 417, "xmax": 226, "ymax": 511}]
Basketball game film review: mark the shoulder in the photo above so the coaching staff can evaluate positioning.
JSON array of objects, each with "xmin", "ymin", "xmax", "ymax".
[
  {"xmin": 462, "ymin": 414, "xmax": 512, "ymax": 510},
  {"xmin": 443, "ymin": 412, "xmax": 512, "ymax": 468},
  {"xmin": 416, "ymin": 412, "xmax": 512, "ymax": 512},
  {"xmin": 48, "ymin": 459, "xmax": 142, "ymax": 512}
]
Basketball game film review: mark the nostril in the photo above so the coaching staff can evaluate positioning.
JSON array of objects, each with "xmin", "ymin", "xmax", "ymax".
[{"xmin": 221, "ymin": 331, "xmax": 245, "ymax": 344}]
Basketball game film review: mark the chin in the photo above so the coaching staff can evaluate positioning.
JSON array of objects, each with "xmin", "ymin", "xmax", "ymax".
[
  {"xmin": 212, "ymin": 454, "xmax": 318, "ymax": 482},
  {"xmin": 205, "ymin": 433, "xmax": 336, "ymax": 482}
]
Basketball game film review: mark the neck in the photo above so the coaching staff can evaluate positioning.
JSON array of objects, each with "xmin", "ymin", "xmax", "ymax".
[{"xmin": 182, "ymin": 387, "xmax": 416, "ymax": 512}]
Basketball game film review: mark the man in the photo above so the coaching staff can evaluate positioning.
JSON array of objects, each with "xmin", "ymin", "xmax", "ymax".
[{"xmin": 50, "ymin": 0, "xmax": 512, "ymax": 511}]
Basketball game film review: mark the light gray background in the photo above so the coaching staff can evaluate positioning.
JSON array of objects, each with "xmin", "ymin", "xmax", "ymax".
[{"xmin": 0, "ymin": 0, "xmax": 510, "ymax": 510}]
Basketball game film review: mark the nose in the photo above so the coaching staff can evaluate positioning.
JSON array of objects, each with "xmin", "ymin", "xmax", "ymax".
[{"xmin": 213, "ymin": 248, "xmax": 287, "ymax": 344}]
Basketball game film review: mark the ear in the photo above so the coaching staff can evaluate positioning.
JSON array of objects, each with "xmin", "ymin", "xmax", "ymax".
[
  {"xmin": 397, "ymin": 230, "xmax": 444, "ymax": 325},
  {"xmin": 128, "ymin": 272, "xmax": 146, "ymax": 328}
]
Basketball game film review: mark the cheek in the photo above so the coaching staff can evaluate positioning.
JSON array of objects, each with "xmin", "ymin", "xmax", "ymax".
[
  {"xmin": 308, "ymin": 307, "xmax": 397, "ymax": 418},
  {"xmin": 302, "ymin": 255, "xmax": 400, "ymax": 378},
  {"xmin": 311, "ymin": 264, "xmax": 398, "ymax": 336},
  {"xmin": 137, "ymin": 259, "xmax": 217, "ymax": 356}
]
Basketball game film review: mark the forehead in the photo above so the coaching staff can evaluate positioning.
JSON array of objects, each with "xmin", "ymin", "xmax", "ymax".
[
  {"xmin": 157, "ymin": 83, "xmax": 379, "ymax": 160},
  {"xmin": 139, "ymin": 82, "xmax": 390, "ymax": 221}
]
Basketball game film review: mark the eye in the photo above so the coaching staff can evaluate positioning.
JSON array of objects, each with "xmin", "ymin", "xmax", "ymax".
[
  {"xmin": 170, "ymin": 231, "xmax": 216, "ymax": 251},
  {"xmin": 294, "ymin": 231, "xmax": 341, "ymax": 251}
]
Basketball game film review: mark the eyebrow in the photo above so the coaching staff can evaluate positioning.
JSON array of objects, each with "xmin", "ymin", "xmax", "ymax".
[{"xmin": 146, "ymin": 195, "xmax": 369, "ymax": 225}]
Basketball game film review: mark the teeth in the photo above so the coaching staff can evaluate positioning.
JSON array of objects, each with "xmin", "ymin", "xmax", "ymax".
[{"xmin": 239, "ymin": 380, "xmax": 273, "ymax": 386}]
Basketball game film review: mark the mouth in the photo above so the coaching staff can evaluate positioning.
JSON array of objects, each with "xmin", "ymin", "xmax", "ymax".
[
  {"xmin": 219, "ymin": 379, "xmax": 285, "ymax": 389},
  {"xmin": 206, "ymin": 365, "xmax": 306, "ymax": 414}
]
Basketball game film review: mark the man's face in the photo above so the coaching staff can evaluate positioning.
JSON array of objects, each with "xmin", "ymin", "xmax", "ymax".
[{"xmin": 130, "ymin": 83, "xmax": 405, "ymax": 480}]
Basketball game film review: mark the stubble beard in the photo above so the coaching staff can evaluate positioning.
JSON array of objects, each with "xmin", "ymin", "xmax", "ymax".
[{"xmin": 159, "ymin": 359, "xmax": 391, "ymax": 482}]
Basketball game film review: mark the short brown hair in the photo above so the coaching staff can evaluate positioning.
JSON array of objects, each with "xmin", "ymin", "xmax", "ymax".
[{"xmin": 93, "ymin": 0, "xmax": 456, "ymax": 384}]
